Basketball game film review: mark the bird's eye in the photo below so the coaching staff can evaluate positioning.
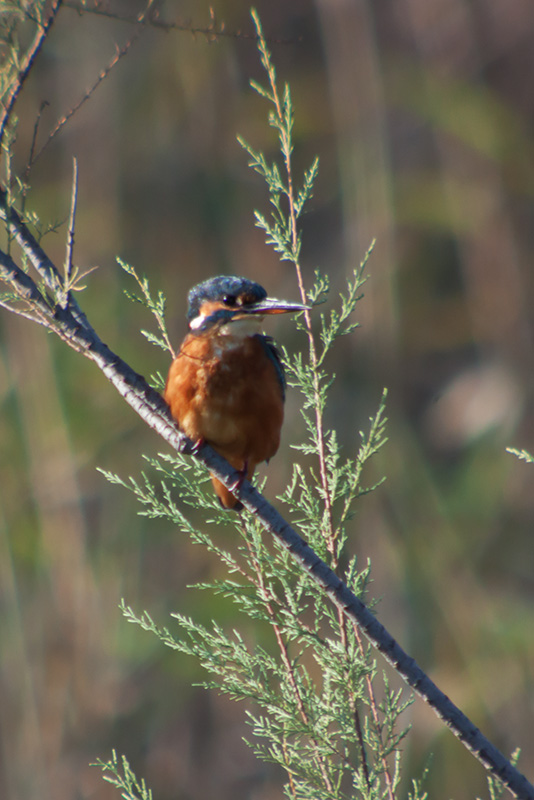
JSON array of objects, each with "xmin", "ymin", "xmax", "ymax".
[{"xmin": 223, "ymin": 294, "xmax": 237, "ymax": 306}]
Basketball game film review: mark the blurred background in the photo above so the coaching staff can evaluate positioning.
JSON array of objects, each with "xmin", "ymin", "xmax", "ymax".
[{"xmin": 1, "ymin": 1, "xmax": 534, "ymax": 798}]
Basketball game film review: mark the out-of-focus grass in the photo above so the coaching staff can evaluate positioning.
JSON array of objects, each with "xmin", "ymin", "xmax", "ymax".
[{"xmin": 1, "ymin": 2, "xmax": 534, "ymax": 799}]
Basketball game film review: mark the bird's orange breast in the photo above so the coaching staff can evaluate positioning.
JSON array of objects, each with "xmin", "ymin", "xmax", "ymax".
[{"xmin": 164, "ymin": 332, "xmax": 284, "ymax": 471}]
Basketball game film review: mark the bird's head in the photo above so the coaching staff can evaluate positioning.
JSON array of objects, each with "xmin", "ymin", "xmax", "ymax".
[{"xmin": 186, "ymin": 276, "xmax": 308, "ymax": 335}]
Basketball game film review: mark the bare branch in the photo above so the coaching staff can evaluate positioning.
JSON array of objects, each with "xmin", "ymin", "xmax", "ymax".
[
  {"xmin": 0, "ymin": 297, "xmax": 46, "ymax": 325},
  {"xmin": 0, "ymin": 186, "xmax": 91, "ymax": 333},
  {"xmin": 0, "ymin": 0, "xmax": 63, "ymax": 148},
  {"xmin": 21, "ymin": 101, "xmax": 50, "ymax": 203},
  {"xmin": 61, "ymin": 156, "xmax": 78, "ymax": 307},
  {"xmin": 0, "ymin": 247, "xmax": 52, "ymax": 311},
  {"xmin": 62, "ymin": 0, "xmax": 296, "ymax": 44},
  {"xmin": 30, "ymin": 31, "xmax": 141, "ymax": 167}
]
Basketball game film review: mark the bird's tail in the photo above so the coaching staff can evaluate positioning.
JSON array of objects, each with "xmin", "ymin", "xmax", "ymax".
[
  {"xmin": 211, "ymin": 476, "xmax": 243, "ymax": 511},
  {"xmin": 210, "ymin": 459, "xmax": 255, "ymax": 511}
]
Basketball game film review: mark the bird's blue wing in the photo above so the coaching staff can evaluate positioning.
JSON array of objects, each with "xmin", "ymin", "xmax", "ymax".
[{"xmin": 255, "ymin": 334, "xmax": 286, "ymax": 401}]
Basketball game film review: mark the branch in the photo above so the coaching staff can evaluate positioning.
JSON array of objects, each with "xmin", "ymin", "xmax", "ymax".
[
  {"xmin": 30, "ymin": 30, "xmax": 141, "ymax": 168},
  {"xmin": 0, "ymin": 186, "xmax": 91, "ymax": 332},
  {"xmin": 62, "ymin": 1, "xmax": 297, "ymax": 44},
  {"xmin": 62, "ymin": 156, "xmax": 78, "ymax": 304},
  {"xmin": 0, "ymin": 0, "xmax": 64, "ymax": 148}
]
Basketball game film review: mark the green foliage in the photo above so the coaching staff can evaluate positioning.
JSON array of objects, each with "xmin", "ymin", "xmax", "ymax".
[
  {"xmin": 405, "ymin": 761, "xmax": 430, "ymax": 800},
  {"xmin": 312, "ymin": 247, "xmax": 373, "ymax": 363},
  {"xmin": 1, "ymin": 3, "xmax": 48, "ymax": 150},
  {"xmin": 93, "ymin": 751, "xmax": 153, "ymax": 800},
  {"xmin": 237, "ymin": 9, "xmax": 319, "ymax": 267},
  {"xmin": 97, "ymin": 11, "xmax": 413, "ymax": 800},
  {"xmin": 280, "ymin": 391, "xmax": 388, "ymax": 559},
  {"xmin": 117, "ymin": 257, "xmax": 175, "ymax": 390},
  {"xmin": 485, "ymin": 749, "xmax": 521, "ymax": 800},
  {"xmin": 506, "ymin": 447, "xmax": 534, "ymax": 464},
  {"xmin": 118, "ymin": 498, "xmax": 411, "ymax": 799},
  {"xmin": 118, "ymin": 257, "xmax": 174, "ymax": 357},
  {"xmin": 0, "ymin": 3, "xmax": 25, "ymax": 90}
]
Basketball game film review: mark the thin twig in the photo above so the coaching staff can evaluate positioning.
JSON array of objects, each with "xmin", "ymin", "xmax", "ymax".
[
  {"xmin": 30, "ymin": 31, "xmax": 140, "ymax": 167},
  {"xmin": 253, "ymin": 13, "xmax": 386, "ymax": 788},
  {"xmin": 0, "ymin": 187, "xmax": 90, "ymax": 333},
  {"xmin": 62, "ymin": 1, "xmax": 298, "ymax": 44},
  {"xmin": 251, "ymin": 16, "xmax": 397, "ymax": 793},
  {"xmin": 251, "ymin": 9, "xmax": 336, "ymax": 547},
  {"xmin": 20, "ymin": 101, "xmax": 49, "ymax": 211},
  {"xmin": 0, "ymin": 0, "xmax": 63, "ymax": 148},
  {"xmin": 0, "ymin": 297, "xmax": 47, "ymax": 327},
  {"xmin": 337, "ymin": 610, "xmax": 373, "ymax": 792},
  {"xmin": 61, "ymin": 156, "xmax": 78, "ymax": 308},
  {"xmin": 281, "ymin": 740, "xmax": 298, "ymax": 800},
  {"xmin": 244, "ymin": 533, "xmax": 335, "ymax": 795},
  {"xmin": 352, "ymin": 620, "xmax": 397, "ymax": 798}
]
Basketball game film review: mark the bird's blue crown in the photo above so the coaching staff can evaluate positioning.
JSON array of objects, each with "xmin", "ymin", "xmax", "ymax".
[{"xmin": 186, "ymin": 276, "xmax": 267, "ymax": 323}]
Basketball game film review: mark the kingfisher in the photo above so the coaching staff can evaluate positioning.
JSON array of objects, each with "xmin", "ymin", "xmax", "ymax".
[{"xmin": 164, "ymin": 275, "xmax": 308, "ymax": 510}]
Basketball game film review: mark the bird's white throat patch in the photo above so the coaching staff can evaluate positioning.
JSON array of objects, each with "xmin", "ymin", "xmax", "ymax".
[
  {"xmin": 189, "ymin": 314, "xmax": 264, "ymax": 339},
  {"xmin": 219, "ymin": 316, "xmax": 264, "ymax": 338},
  {"xmin": 189, "ymin": 313, "xmax": 207, "ymax": 331}
]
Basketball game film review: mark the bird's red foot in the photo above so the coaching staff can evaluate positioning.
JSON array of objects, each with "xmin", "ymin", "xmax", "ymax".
[
  {"xmin": 229, "ymin": 460, "xmax": 249, "ymax": 493},
  {"xmin": 190, "ymin": 437, "xmax": 205, "ymax": 454}
]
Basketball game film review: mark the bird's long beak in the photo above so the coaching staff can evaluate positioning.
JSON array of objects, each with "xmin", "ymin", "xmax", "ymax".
[{"xmin": 244, "ymin": 297, "xmax": 310, "ymax": 315}]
